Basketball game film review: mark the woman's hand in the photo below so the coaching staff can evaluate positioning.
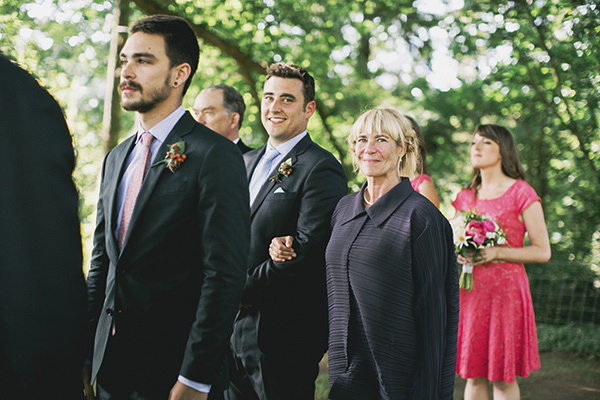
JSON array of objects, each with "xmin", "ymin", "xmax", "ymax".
[
  {"xmin": 471, "ymin": 246, "xmax": 501, "ymax": 266},
  {"xmin": 456, "ymin": 254, "xmax": 469, "ymax": 265},
  {"xmin": 269, "ymin": 236, "xmax": 296, "ymax": 262}
]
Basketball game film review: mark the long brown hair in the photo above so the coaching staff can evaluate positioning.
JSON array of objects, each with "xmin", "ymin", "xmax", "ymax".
[{"xmin": 468, "ymin": 124, "xmax": 528, "ymax": 195}]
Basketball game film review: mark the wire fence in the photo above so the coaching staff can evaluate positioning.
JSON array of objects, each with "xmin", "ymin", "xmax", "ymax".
[{"xmin": 528, "ymin": 270, "xmax": 600, "ymax": 325}]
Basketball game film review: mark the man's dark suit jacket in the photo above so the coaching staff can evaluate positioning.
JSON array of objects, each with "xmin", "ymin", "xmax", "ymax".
[
  {"xmin": 236, "ymin": 139, "xmax": 252, "ymax": 154},
  {"xmin": 87, "ymin": 112, "xmax": 250, "ymax": 395},
  {"xmin": 0, "ymin": 55, "xmax": 87, "ymax": 399},
  {"xmin": 242, "ymin": 134, "xmax": 347, "ymax": 358}
]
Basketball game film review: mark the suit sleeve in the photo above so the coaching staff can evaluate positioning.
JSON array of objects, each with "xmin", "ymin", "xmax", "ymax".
[
  {"xmin": 179, "ymin": 139, "xmax": 250, "ymax": 382},
  {"xmin": 411, "ymin": 213, "xmax": 459, "ymax": 400},
  {"xmin": 86, "ymin": 154, "xmax": 110, "ymax": 355},
  {"xmin": 242, "ymin": 156, "xmax": 347, "ymax": 303}
]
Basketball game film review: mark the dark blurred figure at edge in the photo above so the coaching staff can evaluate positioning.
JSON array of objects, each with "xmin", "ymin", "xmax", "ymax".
[{"xmin": 0, "ymin": 53, "xmax": 87, "ymax": 399}]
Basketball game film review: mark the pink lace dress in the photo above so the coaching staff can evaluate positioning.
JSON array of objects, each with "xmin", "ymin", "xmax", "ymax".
[
  {"xmin": 452, "ymin": 180, "xmax": 541, "ymax": 382},
  {"xmin": 410, "ymin": 173, "xmax": 432, "ymax": 193}
]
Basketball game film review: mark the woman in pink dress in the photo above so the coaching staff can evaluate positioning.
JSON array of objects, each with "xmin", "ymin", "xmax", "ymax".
[
  {"xmin": 453, "ymin": 124, "xmax": 551, "ymax": 400},
  {"xmin": 403, "ymin": 116, "xmax": 440, "ymax": 208}
]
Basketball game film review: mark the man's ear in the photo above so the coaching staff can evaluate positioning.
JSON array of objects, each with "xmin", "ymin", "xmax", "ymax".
[
  {"xmin": 304, "ymin": 100, "xmax": 316, "ymax": 120},
  {"xmin": 172, "ymin": 63, "xmax": 191, "ymax": 88},
  {"xmin": 230, "ymin": 112, "xmax": 241, "ymax": 130}
]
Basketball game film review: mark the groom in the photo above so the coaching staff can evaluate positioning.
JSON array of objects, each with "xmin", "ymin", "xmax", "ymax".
[
  {"xmin": 85, "ymin": 15, "xmax": 249, "ymax": 400},
  {"xmin": 223, "ymin": 63, "xmax": 347, "ymax": 399}
]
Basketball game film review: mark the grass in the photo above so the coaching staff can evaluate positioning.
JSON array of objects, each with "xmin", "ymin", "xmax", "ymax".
[{"xmin": 316, "ymin": 323, "xmax": 600, "ymax": 399}]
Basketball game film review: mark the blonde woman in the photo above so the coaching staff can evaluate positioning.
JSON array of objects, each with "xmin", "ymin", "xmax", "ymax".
[{"xmin": 271, "ymin": 108, "xmax": 459, "ymax": 399}]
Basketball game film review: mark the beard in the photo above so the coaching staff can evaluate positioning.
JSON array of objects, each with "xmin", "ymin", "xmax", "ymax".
[{"xmin": 119, "ymin": 76, "xmax": 172, "ymax": 113}]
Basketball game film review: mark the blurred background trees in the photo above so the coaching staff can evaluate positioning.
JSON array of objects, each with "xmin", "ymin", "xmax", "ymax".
[{"xmin": 1, "ymin": 0, "xmax": 598, "ymax": 283}]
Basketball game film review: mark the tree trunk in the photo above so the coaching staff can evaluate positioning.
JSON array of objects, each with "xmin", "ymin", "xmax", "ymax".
[{"xmin": 102, "ymin": 0, "xmax": 130, "ymax": 153}]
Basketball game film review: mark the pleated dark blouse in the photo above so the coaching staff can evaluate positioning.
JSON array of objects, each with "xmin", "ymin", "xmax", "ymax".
[{"xmin": 326, "ymin": 179, "xmax": 459, "ymax": 399}]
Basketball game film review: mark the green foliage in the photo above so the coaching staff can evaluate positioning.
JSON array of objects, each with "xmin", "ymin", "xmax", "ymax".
[
  {"xmin": 314, "ymin": 371, "xmax": 329, "ymax": 400},
  {"xmin": 537, "ymin": 323, "xmax": 600, "ymax": 359},
  {"xmin": 2, "ymin": 0, "xmax": 599, "ymax": 275},
  {"xmin": 426, "ymin": 0, "xmax": 600, "ymax": 263}
]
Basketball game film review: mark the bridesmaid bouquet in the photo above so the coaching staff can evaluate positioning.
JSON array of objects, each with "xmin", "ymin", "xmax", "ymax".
[{"xmin": 450, "ymin": 210, "xmax": 508, "ymax": 290}]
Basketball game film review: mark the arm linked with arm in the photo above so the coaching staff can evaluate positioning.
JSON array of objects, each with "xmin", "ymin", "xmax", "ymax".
[{"xmin": 242, "ymin": 157, "xmax": 347, "ymax": 304}]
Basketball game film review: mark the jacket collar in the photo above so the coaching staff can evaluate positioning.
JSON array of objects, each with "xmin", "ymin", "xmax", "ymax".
[
  {"xmin": 341, "ymin": 178, "xmax": 413, "ymax": 227},
  {"xmin": 248, "ymin": 134, "xmax": 313, "ymax": 216}
]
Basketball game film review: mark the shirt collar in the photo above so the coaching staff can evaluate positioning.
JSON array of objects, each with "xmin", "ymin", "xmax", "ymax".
[
  {"xmin": 267, "ymin": 130, "xmax": 307, "ymax": 156},
  {"xmin": 135, "ymin": 105, "xmax": 185, "ymax": 144}
]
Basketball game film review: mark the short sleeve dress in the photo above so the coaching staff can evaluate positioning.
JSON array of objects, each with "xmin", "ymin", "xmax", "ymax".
[
  {"xmin": 410, "ymin": 173, "xmax": 433, "ymax": 193},
  {"xmin": 452, "ymin": 180, "xmax": 541, "ymax": 382}
]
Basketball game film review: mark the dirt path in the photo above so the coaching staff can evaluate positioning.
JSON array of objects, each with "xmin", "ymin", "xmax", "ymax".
[{"xmin": 453, "ymin": 351, "xmax": 600, "ymax": 399}]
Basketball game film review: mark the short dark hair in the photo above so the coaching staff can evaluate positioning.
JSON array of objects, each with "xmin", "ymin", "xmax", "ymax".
[
  {"xmin": 209, "ymin": 84, "xmax": 246, "ymax": 130},
  {"xmin": 265, "ymin": 63, "xmax": 315, "ymax": 108},
  {"xmin": 131, "ymin": 15, "xmax": 199, "ymax": 95}
]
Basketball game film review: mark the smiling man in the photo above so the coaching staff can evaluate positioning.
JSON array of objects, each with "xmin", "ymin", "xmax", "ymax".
[
  {"xmin": 84, "ymin": 15, "xmax": 249, "ymax": 400},
  {"xmin": 221, "ymin": 63, "xmax": 347, "ymax": 400}
]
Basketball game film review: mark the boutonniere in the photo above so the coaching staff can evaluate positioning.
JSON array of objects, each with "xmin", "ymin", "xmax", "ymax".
[
  {"xmin": 152, "ymin": 141, "xmax": 187, "ymax": 172},
  {"xmin": 269, "ymin": 158, "xmax": 295, "ymax": 183}
]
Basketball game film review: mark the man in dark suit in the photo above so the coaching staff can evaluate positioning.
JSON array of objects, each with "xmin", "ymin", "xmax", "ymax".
[
  {"xmin": 223, "ymin": 63, "xmax": 347, "ymax": 399},
  {"xmin": 85, "ymin": 15, "xmax": 249, "ymax": 400},
  {"xmin": 192, "ymin": 84, "xmax": 252, "ymax": 153},
  {"xmin": 0, "ymin": 54, "xmax": 87, "ymax": 399}
]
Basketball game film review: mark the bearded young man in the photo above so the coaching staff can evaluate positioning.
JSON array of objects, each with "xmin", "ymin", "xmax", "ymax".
[{"xmin": 84, "ymin": 15, "xmax": 249, "ymax": 400}]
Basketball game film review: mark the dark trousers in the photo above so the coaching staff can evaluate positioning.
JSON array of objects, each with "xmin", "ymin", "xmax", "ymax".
[
  {"xmin": 96, "ymin": 333, "xmax": 173, "ymax": 400},
  {"xmin": 223, "ymin": 310, "xmax": 320, "ymax": 400}
]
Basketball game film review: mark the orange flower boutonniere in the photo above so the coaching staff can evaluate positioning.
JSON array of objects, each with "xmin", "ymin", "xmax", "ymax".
[
  {"xmin": 152, "ymin": 141, "xmax": 187, "ymax": 173},
  {"xmin": 269, "ymin": 158, "xmax": 294, "ymax": 183}
]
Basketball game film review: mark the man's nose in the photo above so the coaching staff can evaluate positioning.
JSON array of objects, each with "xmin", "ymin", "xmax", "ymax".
[
  {"xmin": 269, "ymin": 99, "xmax": 283, "ymax": 112},
  {"xmin": 121, "ymin": 62, "xmax": 134, "ymax": 80}
]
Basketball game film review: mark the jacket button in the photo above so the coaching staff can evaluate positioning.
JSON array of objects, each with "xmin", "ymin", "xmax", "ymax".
[{"xmin": 105, "ymin": 307, "xmax": 114, "ymax": 316}]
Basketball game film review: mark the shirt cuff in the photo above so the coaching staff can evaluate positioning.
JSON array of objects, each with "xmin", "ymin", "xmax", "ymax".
[{"xmin": 178, "ymin": 375, "xmax": 211, "ymax": 393}]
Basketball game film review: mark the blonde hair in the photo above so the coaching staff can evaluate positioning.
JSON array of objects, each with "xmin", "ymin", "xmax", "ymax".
[{"xmin": 348, "ymin": 108, "xmax": 419, "ymax": 177}]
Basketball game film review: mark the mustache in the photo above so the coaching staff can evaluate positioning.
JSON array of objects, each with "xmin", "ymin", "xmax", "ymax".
[{"xmin": 118, "ymin": 80, "xmax": 143, "ymax": 92}]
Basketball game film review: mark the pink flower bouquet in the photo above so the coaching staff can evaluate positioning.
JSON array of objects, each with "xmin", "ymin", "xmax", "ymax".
[{"xmin": 450, "ymin": 210, "xmax": 508, "ymax": 290}]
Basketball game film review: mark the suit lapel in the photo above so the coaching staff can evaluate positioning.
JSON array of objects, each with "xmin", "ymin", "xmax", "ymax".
[
  {"xmin": 250, "ymin": 135, "xmax": 312, "ymax": 217},
  {"xmin": 245, "ymin": 147, "xmax": 264, "ymax": 182},
  {"xmin": 119, "ymin": 113, "xmax": 194, "ymax": 252},
  {"xmin": 106, "ymin": 136, "xmax": 136, "ymax": 255}
]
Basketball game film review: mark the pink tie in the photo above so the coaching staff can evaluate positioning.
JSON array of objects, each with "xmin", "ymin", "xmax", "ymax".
[{"xmin": 118, "ymin": 132, "xmax": 154, "ymax": 250}]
